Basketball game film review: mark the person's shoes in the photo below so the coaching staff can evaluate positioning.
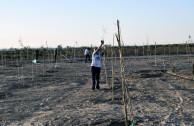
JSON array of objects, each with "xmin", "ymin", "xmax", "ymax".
[
  {"xmin": 91, "ymin": 87, "xmax": 95, "ymax": 91},
  {"xmin": 96, "ymin": 85, "xmax": 100, "ymax": 90}
]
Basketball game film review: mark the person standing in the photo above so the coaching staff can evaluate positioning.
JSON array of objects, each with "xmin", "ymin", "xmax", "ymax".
[
  {"xmin": 54, "ymin": 48, "xmax": 58, "ymax": 63},
  {"xmin": 91, "ymin": 40, "xmax": 104, "ymax": 90},
  {"xmin": 84, "ymin": 48, "xmax": 90, "ymax": 63},
  {"xmin": 35, "ymin": 49, "xmax": 39, "ymax": 60}
]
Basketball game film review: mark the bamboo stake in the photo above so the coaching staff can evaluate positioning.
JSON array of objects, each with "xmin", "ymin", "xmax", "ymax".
[
  {"xmin": 124, "ymin": 75, "xmax": 134, "ymax": 121},
  {"xmin": 168, "ymin": 44, "xmax": 171, "ymax": 65},
  {"xmin": 46, "ymin": 41, "xmax": 50, "ymax": 69},
  {"xmin": 143, "ymin": 43, "xmax": 145, "ymax": 57},
  {"xmin": 155, "ymin": 42, "xmax": 157, "ymax": 68},
  {"xmin": 163, "ymin": 45, "xmax": 166, "ymax": 72},
  {"xmin": 43, "ymin": 47, "xmax": 45, "ymax": 75},
  {"xmin": 1, "ymin": 51, "xmax": 3, "ymax": 68},
  {"xmin": 27, "ymin": 47, "xmax": 29, "ymax": 59},
  {"xmin": 18, "ymin": 37, "xmax": 25, "ymax": 85},
  {"xmin": 32, "ymin": 62, "xmax": 34, "ymax": 81},
  {"xmin": 111, "ymin": 34, "xmax": 115, "ymax": 101},
  {"xmin": 192, "ymin": 61, "xmax": 194, "ymax": 75},
  {"xmin": 4, "ymin": 51, "xmax": 6, "ymax": 67},
  {"xmin": 17, "ymin": 58, "xmax": 19, "ymax": 78},
  {"xmin": 115, "ymin": 20, "xmax": 128, "ymax": 126},
  {"xmin": 186, "ymin": 41, "xmax": 190, "ymax": 61},
  {"xmin": 102, "ymin": 46, "xmax": 109, "ymax": 88},
  {"xmin": 59, "ymin": 50, "xmax": 61, "ymax": 63},
  {"xmin": 20, "ymin": 48, "xmax": 23, "ymax": 82},
  {"xmin": 177, "ymin": 44, "xmax": 179, "ymax": 56}
]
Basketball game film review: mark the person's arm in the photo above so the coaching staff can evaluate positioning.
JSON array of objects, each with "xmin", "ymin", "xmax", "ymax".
[{"xmin": 95, "ymin": 40, "xmax": 104, "ymax": 53}]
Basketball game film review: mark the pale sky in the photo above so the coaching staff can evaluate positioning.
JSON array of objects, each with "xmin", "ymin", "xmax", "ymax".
[{"xmin": 0, "ymin": 0, "xmax": 194, "ymax": 49}]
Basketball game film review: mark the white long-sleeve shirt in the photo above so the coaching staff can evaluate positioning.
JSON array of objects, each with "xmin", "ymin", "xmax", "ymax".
[
  {"xmin": 84, "ymin": 49, "xmax": 89, "ymax": 55},
  {"xmin": 91, "ymin": 51, "xmax": 101, "ymax": 68}
]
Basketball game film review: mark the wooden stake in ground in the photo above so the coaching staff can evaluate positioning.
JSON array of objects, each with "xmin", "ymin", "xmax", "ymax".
[
  {"xmin": 32, "ymin": 61, "xmax": 34, "ymax": 81},
  {"xmin": 115, "ymin": 20, "xmax": 128, "ymax": 126},
  {"xmin": 102, "ymin": 45, "xmax": 109, "ymax": 88},
  {"xmin": 43, "ymin": 47, "xmax": 45, "ymax": 75},
  {"xmin": 1, "ymin": 51, "xmax": 3, "ymax": 68},
  {"xmin": 163, "ymin": 45, "xmax": 166, "ymax": 71},
  {"xmin": 111, "ymin": 34, "xmax": 115, "ymax": 101},
  {"xmin": 155, "ymin": 42, "xmax": 157, "ymax": 68},
  {"xmin": 192, "ymin": 62, "xmax": 194, "ymax": 75}
]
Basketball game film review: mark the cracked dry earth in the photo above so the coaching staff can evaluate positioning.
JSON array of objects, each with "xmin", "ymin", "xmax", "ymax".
[{"xmin": 0, "ymin": 55, "xmax": 194, "ymax": 126}]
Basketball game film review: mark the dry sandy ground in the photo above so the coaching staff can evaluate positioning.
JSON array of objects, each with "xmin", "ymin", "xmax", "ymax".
[{"xmin": 0, "ymin": 55, "xmax": 194, "ymax": 126}]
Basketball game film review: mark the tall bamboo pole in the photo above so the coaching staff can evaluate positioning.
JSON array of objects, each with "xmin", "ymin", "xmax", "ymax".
[
  {"xmin": 1, "ymin": 51, "xmax": 3, "ymax": 68},
  {"xmin": 104, "ymin": 50, "xmax": 109, "ymax": 87},
  {"xmin": 4, "ymin": 51, "xmax": 6, "ymax": 67},
  {"xmin": 143, "ymin": 42, "xmax": 145, "ymax": 57},
  {"xmin": 43, "ymin": 47, "xmax": 45, "ymax": 75},
  {"xmin": 102, "ymin": 44, "xmax": 108, "ymax": 87},
  {"xmin": 163, "ymin": 45, "xmax": 166, "ymax": 71},
  {"xmin": 111, "ymin": 34, "xmax": 115, "ymax": 101},
  {"xmin": 155, "ymin": 42, "xmax": 157, "ymax": 68},
  {"xmin": 192, "ymin": 62, "xmax": 194, "ymax": 75},
  {"xmin": 177, "ymin": 44, "xmax": 179, "ymax": 56},
  {"xmin": 115, "ymin": 20, "xmax": 128, "ymax": 126},
  {"xmin": 186, "ymin": 41, "xmax": 190, "ymax": 61},
  {"xmin": 32, "ymin": 62, "xmax": 34, "ymax": 81}
]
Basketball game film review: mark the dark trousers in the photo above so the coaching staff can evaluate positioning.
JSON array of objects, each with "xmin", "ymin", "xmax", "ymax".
[
  {"xmin": 85, "ymin": 54, "xmax": 90, "ymax": 63},
  {"xmin": 91, "ymin": 66, "xmax": 101, "ymax": 89},
  {"xmin": 36, "ymin": 54, "xmax": 39, "ymax": 60}
]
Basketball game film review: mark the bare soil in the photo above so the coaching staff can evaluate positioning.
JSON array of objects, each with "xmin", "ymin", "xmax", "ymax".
[{"xmin": 0, "ymin": 55, "xmax": 194, "ymax": 126}]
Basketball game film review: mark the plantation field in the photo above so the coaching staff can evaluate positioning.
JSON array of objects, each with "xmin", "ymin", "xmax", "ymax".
[{"xmin": 0, "ymin": 54, "xmax": 194, "ymax": 125}]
